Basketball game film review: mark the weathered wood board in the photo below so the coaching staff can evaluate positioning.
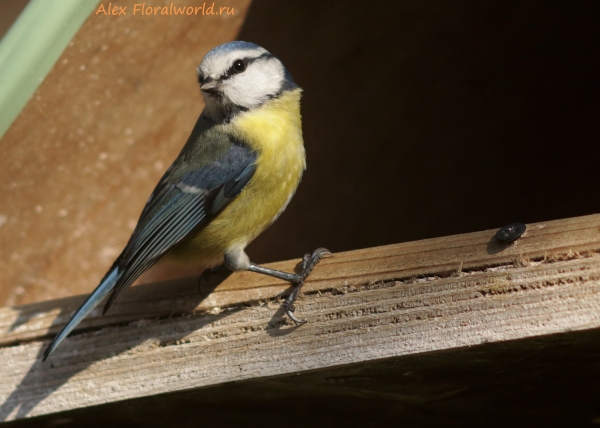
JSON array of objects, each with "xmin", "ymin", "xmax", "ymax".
[{"xmin": 1, "ymin": 214, "xmax": 600, "ymax": 422}]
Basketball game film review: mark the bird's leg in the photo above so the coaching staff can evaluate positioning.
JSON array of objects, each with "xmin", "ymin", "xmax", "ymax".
[
  {"xmin": 197, "ymin": 264, "xmax": 232, "ymax": 297},
  {"xmin": 248, "ymin": 247, "xmax": 331, "ymax": 324},
  {"xmin": 200, "ymin": 264, "xmax": 230, "ymax": 282}
]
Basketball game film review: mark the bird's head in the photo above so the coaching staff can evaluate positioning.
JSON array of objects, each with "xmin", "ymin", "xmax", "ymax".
[{"xmin": 196, "ymin": 41, "xmax": 297, "ymax": 122}]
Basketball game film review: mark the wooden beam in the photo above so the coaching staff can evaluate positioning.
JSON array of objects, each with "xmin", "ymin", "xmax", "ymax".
[{"xmin": 2, "ymin": 214, "xmax": 600, "ymax": 421}]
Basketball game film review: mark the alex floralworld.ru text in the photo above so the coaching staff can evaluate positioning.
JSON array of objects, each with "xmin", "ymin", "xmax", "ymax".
[{"xmin": 96, "ymin": 2, "xmax": 235, "ymax": 16}]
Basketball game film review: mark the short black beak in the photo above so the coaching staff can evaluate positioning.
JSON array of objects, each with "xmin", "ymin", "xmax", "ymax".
[{"xmin": 200, "ymin": 77, "xmax": 221, "ymax": 94}]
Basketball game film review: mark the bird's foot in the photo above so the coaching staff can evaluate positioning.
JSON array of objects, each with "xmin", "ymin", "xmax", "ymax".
[
  {"xmin": 283, "ymin": 247, "xmax": 332, "ymax": 324},
  {"xmin": 247, "ymin": 248, "xmax": 332, "ymax": 324}
]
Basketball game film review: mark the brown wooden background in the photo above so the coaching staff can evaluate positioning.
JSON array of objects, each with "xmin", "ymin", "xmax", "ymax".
[{"xmin": 0, "ymin": 0, "xmax": 599, "ymax": 308}]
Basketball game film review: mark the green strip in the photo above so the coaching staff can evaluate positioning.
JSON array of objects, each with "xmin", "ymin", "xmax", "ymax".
[{"xmin": 0, "ymin": 0, "xmax": 99, "ymax": 140}]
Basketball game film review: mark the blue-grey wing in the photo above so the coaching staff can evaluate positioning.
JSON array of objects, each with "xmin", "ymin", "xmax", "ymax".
[
  {"xmin": 43, "ymin": 129, "xmax": 257, "ymax": 360},
  {"xmin": 103, "ymin": 142, "xmax": 256, "ymax": 312}
]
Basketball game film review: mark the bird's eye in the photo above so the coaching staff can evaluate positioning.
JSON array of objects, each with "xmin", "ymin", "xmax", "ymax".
[
  {"xmin": 231, "ymin": 59, "xmax": 246, "ymax": 74},
  {"xmin": 198, "ymin": 74, "xmax": 205, "ymax": 84}
]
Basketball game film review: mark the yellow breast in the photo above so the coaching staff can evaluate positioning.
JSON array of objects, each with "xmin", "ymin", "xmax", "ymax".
[{"xmin": 170, "ymin": 88, "xmax": 305, "ymax": 265}]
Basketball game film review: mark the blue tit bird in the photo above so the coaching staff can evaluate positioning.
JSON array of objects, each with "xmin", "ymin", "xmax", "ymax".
[{"xmin": 43, "ymin": 41, "xmax": 330, "ymax": 361}]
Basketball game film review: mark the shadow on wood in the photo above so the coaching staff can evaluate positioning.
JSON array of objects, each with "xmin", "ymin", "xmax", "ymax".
[
  {"xmin": 0, "ymin": 273, "xmax": 229, "ymax": 421},
  {"xmin": 1, "ymin": 214, "xmax": 600, "ymax": 422},
  {"xmin": 5, "ymin": 327, "xmax": 600, "ymax": 428}
]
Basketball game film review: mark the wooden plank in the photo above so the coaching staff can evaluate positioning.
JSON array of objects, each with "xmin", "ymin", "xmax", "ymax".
[
  {"xmin": 1, "ymin": 214, "xmax": 600, "ymax": 421},
  {"xmin": 7, "ymin": 328, "xmax": 600, "ymax": 427}
]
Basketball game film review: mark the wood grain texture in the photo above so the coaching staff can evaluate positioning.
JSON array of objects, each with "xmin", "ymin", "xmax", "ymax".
[{"xmin": 1, "ymin": 214, "xmax": 600, "ymax": 421}]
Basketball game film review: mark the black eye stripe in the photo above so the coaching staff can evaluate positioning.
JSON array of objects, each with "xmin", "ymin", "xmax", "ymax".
[
  {"xmin": 250, "ymin": 52, "xmax": 274, "ymax": 62},
  {"xmin": 221, "ymin": 52, "xmax": 275, "ymax": 80}
]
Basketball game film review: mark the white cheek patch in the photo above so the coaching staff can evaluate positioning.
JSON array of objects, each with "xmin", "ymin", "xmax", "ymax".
[
  {"xmin": 196, "ymin": 44, "xmax": 290, "ymax": 118},
  {"xmin": 224, "ymin": 60, "xmax": 284, "ymax": 109}
]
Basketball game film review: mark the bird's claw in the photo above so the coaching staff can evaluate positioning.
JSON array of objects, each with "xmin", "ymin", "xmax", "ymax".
[
  {"xmin": 284, "ymin": 301, "xmax": 307, "ymax": 325},
  {"xmin": 285, "ymin": 247, "xmax": 331, "ymax": 325},
  {"xmin": 295, "ymin": 247, "xmax": 332, "ymax": 282}
]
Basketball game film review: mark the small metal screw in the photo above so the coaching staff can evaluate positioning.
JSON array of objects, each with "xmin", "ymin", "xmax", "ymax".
[{"xmin": 495, "ymin": 223, "xmax": 527, "ymax": 243}]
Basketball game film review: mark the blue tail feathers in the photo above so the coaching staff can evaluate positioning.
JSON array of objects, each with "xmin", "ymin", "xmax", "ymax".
[{"xmin": 42, "ymin": 267, "xmax": 120, "ymax": 361}]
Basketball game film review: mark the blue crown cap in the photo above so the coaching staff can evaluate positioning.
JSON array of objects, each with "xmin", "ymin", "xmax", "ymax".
[{"xmin": 204, "ymin": 41, "xmax": 266, "ymax": 59}]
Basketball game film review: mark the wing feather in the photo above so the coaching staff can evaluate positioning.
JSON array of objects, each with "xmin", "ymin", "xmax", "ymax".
[
  {"xmin": 44, "ymin": 126, "xmax": 258, "ymax": 359},
  {"xmin": 102, "ymin": 142, "xmax": 256, "ymax": 313}
]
